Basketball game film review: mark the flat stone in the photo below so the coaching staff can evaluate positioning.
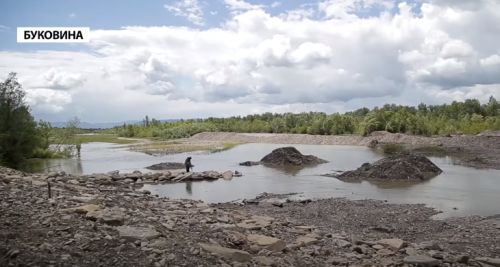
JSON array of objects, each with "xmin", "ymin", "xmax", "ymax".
[
  {"xmin": 327, "ymin": 257, "xmax": 349, "ymax": 265},
  {"xmin": 476, "ymin": 257, "xmax": 500, "ymax": 267},
  {"xmin": 61, "ymin": 204, "xmax": 100, "ymax": 214},
  {"xmin": 377, "ymin": 249, "xmax": 395, "ymax": 256},
  {"xmin": 295, "ymin": 225, "xmax": 316, "ymax": 230},
  {"xmin": 378, "ymin": 238, "xmax": 407, "ymax": 251},
  {"xmin": 296, "ymin": 236, "xmax": 318, "ymax": 246},
  {"xmin": 253, "ymin": 256, "xmax": 275, "ymax": 266},
  {"xmin": 116, "ymin": 226, "xmax": 160, "ymax": 241},
  {"xmin": 403, "ymin": 255, "xmax": 441, "ymax": 267},
  {"xmin": 247, "ymin": 234, "xmax": 286, "ymax": 252},
  {"xmin": 69, "ymin": 196, "xmax": 100, "ymax": 205},
  {"xmin": 198, "ymin": 243, "xmax": 251, "ymax": 262},
  {"xmin": 336, "ymin": 239, "xmax": 352, "ymax": 248},
  {"xmin": 85, "ymin": 208, "xmax": 125, "ymax": 226}
]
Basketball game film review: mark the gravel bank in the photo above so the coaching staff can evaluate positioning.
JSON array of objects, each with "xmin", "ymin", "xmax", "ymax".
[
  {"xmin": 2, "ymin": 167, "xmax": 500, "ymax": 267},
  {"xmin": 190, "ymin": 132, "xmax": 500, "ymax": 169}
]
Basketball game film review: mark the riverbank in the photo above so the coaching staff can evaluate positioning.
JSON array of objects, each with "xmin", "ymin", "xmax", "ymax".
[
  {"xmin": 126, "ymin": 139, "xmax": 241, "ymax": 155},
  {"xmin": 189, "ymin": 132, "xmax": 500, "ymax": 169},
  {"xmin": 1, "ymin": 167, "xmax": 500, "ymax": 266}
]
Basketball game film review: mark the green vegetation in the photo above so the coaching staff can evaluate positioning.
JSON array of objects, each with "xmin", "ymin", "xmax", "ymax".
[
  {"xmin": 128, "ymin": 141, "xmax": 240, "ymax": 154},
  {"xmin": 101, "ymin": 96, "xmax": 500, "ymax": 139},
  {"xmin": 55, "ymin": 134, "xmax": 138, "ymax": 145},
  {"xmin": 0, "ymin": 73, "xmax": 86, "ymax": 167}
]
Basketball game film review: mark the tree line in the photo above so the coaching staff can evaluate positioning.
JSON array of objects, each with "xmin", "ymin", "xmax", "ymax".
[
  {"xmin": 2, "ymin": 71, "xmax": 500, "ymax": 167},
  {"xmin": 104, "ymin": 97, "xmax": 500, "ymax": 139},
  {"xmin": 0, "ymin": 73, "xmax": 82, "ymax": 167}
]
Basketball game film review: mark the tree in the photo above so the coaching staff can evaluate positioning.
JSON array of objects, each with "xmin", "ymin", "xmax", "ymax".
[{"xmin": 0, "ymin": 72, "xmax": 40, "ymax": 166}]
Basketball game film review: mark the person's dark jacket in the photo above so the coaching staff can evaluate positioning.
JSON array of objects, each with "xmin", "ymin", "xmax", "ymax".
[{"xmin": 184, "ymin": 157, "xmax": 193, "ymax": 167}]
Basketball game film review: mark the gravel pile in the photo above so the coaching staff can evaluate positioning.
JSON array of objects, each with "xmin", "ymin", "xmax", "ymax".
[
  {"xmin": 1, "ymin": 167, "xmax": 500, "ymax": 267},
  {"xmin": 260, "ymin": 147, "xmax": 328, "ymax": 166},
  {"xmin": 333, "ymin": 152, "xmax": 443, "ymax": 181},
  {"xmin": 145, "ymin": 162, "xmax": 185, "ymax": 170}
]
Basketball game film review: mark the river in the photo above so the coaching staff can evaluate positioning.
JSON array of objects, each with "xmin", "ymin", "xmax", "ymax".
[{"xmin": 18, "ymin": 142, "xmax": 500, "ymax": 219}]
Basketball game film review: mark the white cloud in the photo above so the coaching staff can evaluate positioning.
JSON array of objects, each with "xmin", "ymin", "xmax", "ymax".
[
  {"xmin": 69, "ymin": 13, "xmax": 76, "ymax": 18},
  {"xmin": 165, "ymin": 0, "xmax": 204, "ymax": 26},
  {"xmin": 271, "ymin": 2, "xmax": 281, "ymax": 8},
  {"xmin": 1, "ymin": 0, "xmax": 500, "ymax": 122},
  {"xmin": 0, "ymin": 25, "xmax": 10, "ymax": 31},
  {"xmin": 224, "ymin": 0, "xmax": 266, "ymax": 14}
]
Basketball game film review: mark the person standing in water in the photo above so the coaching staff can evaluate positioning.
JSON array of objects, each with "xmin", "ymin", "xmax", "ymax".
[{"xmin": 184, "ymin": 156, "xmax": 193, "ymax": 172}]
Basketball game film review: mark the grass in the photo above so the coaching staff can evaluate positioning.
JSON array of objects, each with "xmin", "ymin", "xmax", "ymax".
[
  {"xmin": 209, "ymin": 142, "xmax": 240, "ymax": 153},
  {"xmin": 51, "ymin": 134, "xmax": 139, "ymax": 145},
  {"xmin": 128, "ymin": 141, "xmax": 241, "ymax": 154}
]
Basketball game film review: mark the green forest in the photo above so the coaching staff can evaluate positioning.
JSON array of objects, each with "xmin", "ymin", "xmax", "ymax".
[
  {"xmin": 0, "ymin": 73, "xmax": 83, "ymax": 167},
  {"xmin": 2, "ymin": 71, "xmax": 500, "ymax": 167},
  {"xmin": 105, "ymin": 97, "xmax": 500, "ymax": 139}
]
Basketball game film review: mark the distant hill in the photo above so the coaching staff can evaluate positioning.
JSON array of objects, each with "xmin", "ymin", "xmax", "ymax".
[{"xmin": 50, "ymin": 119, "xmax": 182, "ymax": 129}]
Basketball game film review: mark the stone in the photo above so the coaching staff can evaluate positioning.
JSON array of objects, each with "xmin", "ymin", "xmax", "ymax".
[
  {"xmin": 378, "ymin": 238, "xmax": 407, "ymax": 251},
  {"xmin": 253, "ymin": 256, "xmax": 275, "ymax": 266},
  {"xmin": 116, "ymin": 226, "xmax": 160, "ymax": 241},
  {"xmin": 455, "ymin": 255, "xmax": 470, "ymax": 264},
  {"xmin": 476, "ymin": 257, "xmax": 500, "ymax": 267},
  {"xmin": 376, "ymin": 249, "xmax": 395, "ymax": 256},
  {"xmin": 85, "ymin": 208, "xmax": 125, "ymax": 226},
  {"xmin": 327, "ymin": 257, "xmax": 349, "ymax": 265},
  {"xmin": 247, "ymin": 234, "xmax": 287, "ymax": 252},
  {"xmin": 296, "ymin": 236, "xmax": 318, "ymax": 246},
  {"xmin": 61, "ymin": 204, "xmax": 100, "ymax": 214},
  {"xmin": 403, "ymin": 255, "xmax": 441, "ymax": 267},
  {"xmin": 224, "ymin": 231, "xmax": 247, "ymax": 245},
  {"xmin": 418, "ymin": 241, "xmax": 442, "ymax": 251},
  {"xmin": 221, "ymin": 171, "xmax": 234, "ymax": 180},
  {"xmin": 336, "ymin": 239, "xmax": 352, "ymax": 248},
  {"xmin": 69, "ymin": 196, "xmax": 100, "ymax": 205},
  {"xmin": 198, "ymin": 243, "xmax": 251, "ymax": 262}
]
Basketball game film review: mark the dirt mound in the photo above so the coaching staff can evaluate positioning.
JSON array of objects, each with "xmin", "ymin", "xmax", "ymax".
[
  {"xmin": 145, "ymin": 162, "xmax": 185, "ymax": 170},
  {"xmin": 336, "ymin": 152, "xmax": 442, "ymax": 181},
  {"xmin": 259, "ymin": 147, "xmax": 328, "ymax": 166}
]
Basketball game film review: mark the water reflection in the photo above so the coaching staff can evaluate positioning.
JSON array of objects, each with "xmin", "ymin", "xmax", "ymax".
[
  {"xmin": 20, "ymin": 158, "xmax": 83, "ymax": 174},
  {"xmin": 265, "ymin": 164, "xmax": 321, "ymax": 176},
  {"xmin": 18, "ymin": 142, "xmax": 500, "ymax": 219},
  {"xmin": 185, "ymin": 181, "xmax": 193, "ymax": 195}
]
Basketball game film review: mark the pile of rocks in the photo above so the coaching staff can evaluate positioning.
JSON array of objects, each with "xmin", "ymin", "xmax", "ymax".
[
  {"xmin": 239, "ymin": 147, "xmax": 328, "ymax": 167},
  {"xmin": 1, "ymin": 167, "xmax": 499, "ymax": 267},
  {"xmin": 145, "ymin": 162, "xmax": 185, "ymax": 170},
  {"xmin": 330, "ymin": 152, "xmax": 443, "ymax": 181},
  {"xmin": 0, "ymin": 169, "xmax": 242, "ymax": 188}
]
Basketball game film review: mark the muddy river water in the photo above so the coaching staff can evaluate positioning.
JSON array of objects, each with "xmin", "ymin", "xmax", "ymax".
[{"xmin": 19, "ymin": 142, "xmax": 500, "ymax": 219}]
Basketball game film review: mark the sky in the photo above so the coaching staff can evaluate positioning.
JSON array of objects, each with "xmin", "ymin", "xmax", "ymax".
[{"xmin": 0, "ymin": 0, "xmax": 499, "ymax": 123}]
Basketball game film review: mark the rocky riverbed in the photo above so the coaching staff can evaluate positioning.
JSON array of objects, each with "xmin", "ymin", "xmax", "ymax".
[{"xmin": 1, "ymin": 167, "xmax": 500, "ymax": 267}]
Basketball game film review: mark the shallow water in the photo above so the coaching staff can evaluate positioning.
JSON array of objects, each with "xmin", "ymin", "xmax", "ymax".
[{"xmin": 19, "ymin": 142, "xmax": 500, "ymax": 219}]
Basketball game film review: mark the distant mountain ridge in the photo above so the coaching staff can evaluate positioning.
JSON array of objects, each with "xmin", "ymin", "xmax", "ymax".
[{"xmin": 50, "ymin": 119, "xmax": 182, "ymax": 129}]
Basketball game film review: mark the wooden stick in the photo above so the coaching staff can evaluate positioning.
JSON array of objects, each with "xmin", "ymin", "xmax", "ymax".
[{"xmin": 47, "ymin": 181, "xmax": 52, "ymax": 198}]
